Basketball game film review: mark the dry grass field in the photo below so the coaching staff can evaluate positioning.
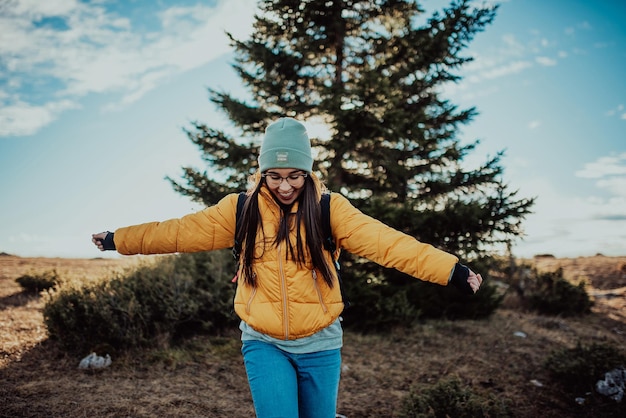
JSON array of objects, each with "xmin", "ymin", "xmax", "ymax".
[{"xmin": 1, "ymin": 253, "xmax": 625, "ymax": 417}]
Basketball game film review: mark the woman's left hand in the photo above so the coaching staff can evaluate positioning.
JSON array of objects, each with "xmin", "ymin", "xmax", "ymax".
[{"xmin": 468, "ymin": 269, "xmax": 483, "ymax": 293}]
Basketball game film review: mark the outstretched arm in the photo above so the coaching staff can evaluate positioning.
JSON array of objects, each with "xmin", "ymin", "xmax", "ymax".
[
  {"xmin": 89, "ymin": 193, "xmax": 240, "ymax": 256},
  {"xmin": 330, "ymin": 193, "xmax": 484, "ymax": 294}
]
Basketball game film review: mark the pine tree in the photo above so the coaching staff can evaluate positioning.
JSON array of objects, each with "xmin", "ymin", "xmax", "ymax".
[{"xmin": 168, "ymin": 0, "xmax": 534, "ymax": 322}]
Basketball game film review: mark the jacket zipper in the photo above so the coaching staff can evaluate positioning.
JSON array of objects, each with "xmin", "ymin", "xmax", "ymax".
[
  {"xmin": 278, "ymin": 242, "xmax": 289, "ymax": 340},
  {"xmin": 245, "ymin": 285, "xmax": 257, "ymax": 315},
  {"xmin": 312, "ymin": 270, "xmax": 328, "ymax": 313}
]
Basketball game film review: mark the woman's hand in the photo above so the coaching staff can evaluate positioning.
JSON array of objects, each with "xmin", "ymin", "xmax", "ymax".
[
  {"xmin": 468, "ymin": 269, "xmax": 483, "ymax": 293},
  {"xmin": 92, "ymin": 232, "xmax": 109, "ymax": 251}
]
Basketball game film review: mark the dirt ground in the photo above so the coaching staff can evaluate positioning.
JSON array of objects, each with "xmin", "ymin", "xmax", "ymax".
[{"xmin": 1, "ymin": 254, "xmax": 625, "ymax": 417}]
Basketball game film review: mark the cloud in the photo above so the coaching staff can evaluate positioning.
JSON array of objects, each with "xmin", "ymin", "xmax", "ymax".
[
  {"xmin": 458, "ymin": 29, "xmax": 562, "ymax": 90},
  {"xmin": 596, "ymin": 177, "xmax": 626, "ymax": 197},
  {"xmin": 564, "ymin": 21, "xmax": 592, "ymax": 36},
  {"xmin": 576, "ymin": 153, "xmax": 626, "ymax": 180},
  {"xmin": 0, "ymin": 99, "xmax": 79, "ymax": 137},
  {"xmin": 528, "ymin": 120, "xmax": 541, "ymax": 129},
  {"xmin": 605, "ymin": 104, "xmax": 624, "ymax": 117},
  {"xmin": 481, "ymin": 60, "xmax": 533, "ymax": 79},
  {"xmin": 535, "ymin": 56, "xmax": 557, "ymax": 66},
  {"xmin": 462, "ymin": 58, "xmax": 532, "ymax": 85},
  {"xmin": 512, "ymin": 177, "xmax": 626, "ymax": 258},
  {"xmin": 593, "ymin": 213, "xmax": 626, "ymax": 222},
  {"xmin": 511, "ymin": 151, "xmax": 626, "ymax": 257},
  {"xmin": 0, "ymin": 0, "xmax": 257, "ymax": 138},
  {"xmin": 501, "ymin": 34, "xmax": 526, "ymax": 55},
  {"xmin": 575, "ymin": 154, "xmax": 626, "ymax": 211}
]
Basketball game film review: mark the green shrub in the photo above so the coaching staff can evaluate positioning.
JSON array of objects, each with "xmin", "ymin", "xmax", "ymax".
[
  {"xmin": 545, "ymin": 341, "xmax": 626, "ymax": 395},
  {"xmin": 525, "ymin": 268, "xmax": 592, "ymax": 316},
  {"xmin": 16, "ymin": 270, "xmax": 59, "ymax": 292},
  {"xmin": 544, "ymin": 341, "xmax": 626, "ymax": 417},
  {"xmin": 43, "ymin": 250, "xmax": 238, "ymax": 353},
  {"xmin": 399, "ymin": 378, "xmax": 512, "ymax": 418}
]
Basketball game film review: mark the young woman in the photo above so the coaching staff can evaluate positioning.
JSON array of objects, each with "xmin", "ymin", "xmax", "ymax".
[{"xmin": 92, "ymin": 117, "xmax": 483, "ymax": 418}]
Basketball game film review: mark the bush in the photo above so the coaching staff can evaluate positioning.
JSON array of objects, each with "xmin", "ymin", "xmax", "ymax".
[
  {"xmin": 16, "ymin": 270, "xmax": 59, "ymax": 293},
  {"xmin": 43, "ymin": 251, "xmax": 238, "ymax": 354},
  {"xmin": 545, "ymin": 341, "xmax": 626, "ymax": 395},
  {"xmin": 544, "ymin": 341, "xmax": 626, "ymax": 416},
  {"xmin": 525, "ymin": 268, "xmax": 592, "ymax": 316},
  {"xmin": 399, "ymin": 378, "xmax": 512, "ymax": 418}
]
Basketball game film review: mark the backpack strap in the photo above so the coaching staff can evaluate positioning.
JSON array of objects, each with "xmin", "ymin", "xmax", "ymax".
[
  {"xmin": 320, "ymin": 193, "xmax": 334, "ymax": 253},
  {"xmin": 232, "ymin": 192, "xmax": 247, "ymax": 261},
  {"xmin": 231, "ymin": 192, "xmax": 247, "ymax": 282},
  {"xmin": 321, "ymin": 193, "xmax": 350, "ymax": 308}
]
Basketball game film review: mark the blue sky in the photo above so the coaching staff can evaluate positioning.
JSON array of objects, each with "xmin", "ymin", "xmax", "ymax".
[{"xmin": 1, "ymin": 0, "xmax": 625, "ymax": 259}]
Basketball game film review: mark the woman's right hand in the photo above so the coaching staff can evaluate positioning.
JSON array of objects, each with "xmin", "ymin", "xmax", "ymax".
[{"xmin": 92, "ymin": 232, "xmax": 109, "ymax": 251}]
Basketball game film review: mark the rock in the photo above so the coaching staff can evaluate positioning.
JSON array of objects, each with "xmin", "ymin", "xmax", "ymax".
[
  {"xmin": 595, "ymin": 367, "xmax": 626, "ymax": 402},
  {"xmin": 78, "ymin": 352, "xmax": 112, "ymax": 370}
]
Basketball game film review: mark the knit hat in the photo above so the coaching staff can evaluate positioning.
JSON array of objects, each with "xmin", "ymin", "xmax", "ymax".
[{"xmin": 258, "ymin": 117, "xmax": 313, "ymax": 172}]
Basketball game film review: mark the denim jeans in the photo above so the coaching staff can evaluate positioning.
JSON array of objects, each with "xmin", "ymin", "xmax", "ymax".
[{"xmin": 242, "ymin": 340, "xmax": 342, "ymax": 418}]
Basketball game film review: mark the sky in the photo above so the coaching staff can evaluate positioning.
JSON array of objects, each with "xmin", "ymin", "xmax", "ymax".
[{"xmin": 0, "ymin": 0, "xmax": 625, "ymax": 260}]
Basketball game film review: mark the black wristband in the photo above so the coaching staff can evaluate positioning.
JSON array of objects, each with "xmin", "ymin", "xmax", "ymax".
[
  {"xmin": 449, "ymin": 263, "xmax": 474, "ymax": 295},
  {"xmin": 101, "ymin": 232, "xmax": 116, "ymax": 251}
]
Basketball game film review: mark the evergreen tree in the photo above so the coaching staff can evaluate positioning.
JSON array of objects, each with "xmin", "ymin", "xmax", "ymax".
[{"xmin": 168, "ymin": 0, "xmax": 534, "ymax": 323}]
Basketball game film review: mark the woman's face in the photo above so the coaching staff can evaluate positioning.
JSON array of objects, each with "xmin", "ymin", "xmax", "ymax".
[{"xmin": 263, "ymin": 168, "xmax": 308, "ymax": 205}]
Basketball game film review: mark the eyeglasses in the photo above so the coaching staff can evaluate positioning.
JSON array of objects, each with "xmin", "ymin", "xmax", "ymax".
[{"xmin": 262, "ymin": 172, "xmax": 308, "ymax": 187}]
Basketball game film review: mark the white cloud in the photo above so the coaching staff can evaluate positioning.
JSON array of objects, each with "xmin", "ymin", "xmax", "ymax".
[
  {"xmin": 456, "ymin": 28, "xmax": 565, "ymax": 93},
  {"xmin": 596, "ymin": 178, "xmax": 626, "ymax": 198},
  {"xmin": 475, "ymin": 60, "xmax": 533, "ymax": 81},
  {"xmin": 501, "ymin": 34, "xmax": 526, "ymax": 55},
  {"xmin": 512, "ymin": 177, "xmax": 626, "ymax": 258},
  {"xmin": 0, "ymin": 0, "xmax": 258, "ymax": 138},
  {"xmin": 11, "ymin": 0, "xmax": 78, "ymax": 16},
  {"xmin": 535, "ymin": 56, "xmax": 557, "ymax": 66},
  {"xmin": 605, "ymin": 104, "xmax": 624, "ymax": 117},
  {"xmin": 575, "ymin": 154, "xmax": 626, "ymax": 205},
  {"xmin": 576, "ymin": 153, "xmax": 626, "ymax": 179},
  {"xmin": 0, "ymin": 100, "xmax": 79, "ymax": 137},
  {"xmin": 528, "ymin": 120, "xmax": 541, "ymax": 129},
  {"xmin": 510, "ymin": 150, "xmax": 626, "ymax": 257},
  {"xmin": 564, "ymin": 21, "xmax": 592, "ymax": 37}
]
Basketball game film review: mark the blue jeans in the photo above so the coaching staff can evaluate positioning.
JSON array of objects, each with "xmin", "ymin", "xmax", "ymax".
[{"xmin": 242, "ymin": 340, "xmax": 341, "ymax": 418}]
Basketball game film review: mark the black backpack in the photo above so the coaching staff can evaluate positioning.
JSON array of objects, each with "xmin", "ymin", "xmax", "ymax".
[{"xmin": 232, "ymin": 192, "xmax": 349, "ymax": 307}]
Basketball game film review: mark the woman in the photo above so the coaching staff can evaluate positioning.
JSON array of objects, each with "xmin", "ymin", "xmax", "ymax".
[{"xmin": 92, "ymin": 117, "xmax": 483, "ymax": 418}]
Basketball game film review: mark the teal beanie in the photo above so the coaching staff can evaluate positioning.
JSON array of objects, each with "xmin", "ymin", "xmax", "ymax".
[{"xmin": 259, "ymin": 117, "xmax": 313, "ymax": 173}]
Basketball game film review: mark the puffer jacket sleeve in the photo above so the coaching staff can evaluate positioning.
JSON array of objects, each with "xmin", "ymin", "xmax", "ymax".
[
  {"xmin": 330, "ymin": 193, "xmax": 458, "ymax": 286},
  {"xmin": 113, "ymin": 193, "xmax": 239, "ymax": 255}
]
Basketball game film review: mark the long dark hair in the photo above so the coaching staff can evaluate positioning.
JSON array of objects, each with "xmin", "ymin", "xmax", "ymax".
[{"xmin": 237, "ymin": 174, "xmax": 335, "ymax": 288}]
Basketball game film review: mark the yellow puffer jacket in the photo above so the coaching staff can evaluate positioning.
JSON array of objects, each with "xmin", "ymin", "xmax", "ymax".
[{"xmin": 113, "ymin": 181, "xmax": 458, "ymax": 341}]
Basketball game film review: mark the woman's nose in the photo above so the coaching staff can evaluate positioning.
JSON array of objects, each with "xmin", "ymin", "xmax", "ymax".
[{"xmin": 278, "ymin": 180, "xmax": 292, "ymax": 191}]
